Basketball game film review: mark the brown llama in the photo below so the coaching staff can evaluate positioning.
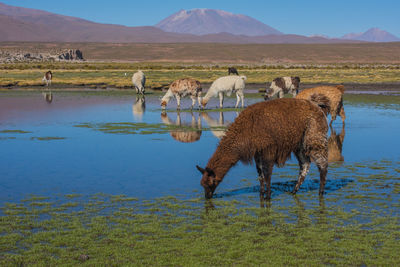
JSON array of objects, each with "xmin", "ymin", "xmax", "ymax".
[
  {"xmin": 161, "ymin": 78, "xmax": 202, "ymax": 110},
  {"xmin": 196, "ymin": 96, "xmax": 329, "ymax": 200},
  {"xmin": 42, "ymin": 70, "xmax": 52, "ymax": 86},
  {"xmin": 296, "ymin": 85, "xmax": 345, "ymax": 125}
]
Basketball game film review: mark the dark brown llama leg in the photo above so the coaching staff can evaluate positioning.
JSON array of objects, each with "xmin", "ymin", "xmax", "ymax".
[
  {"xmin": 304, "ymin": 118, "xmax": 328, "ymax": 195},
  {"xmin": 255, "ymin": 153, "xmax": 265, "ymax": 197},
  {"xmin": 262, "ymin": 162, "xmax": 274, "ymax": 200},
  {"xmin": 292, "ymin": 150, "xmax": 311, "ymax": 194},
  {"xmin": 309, "ymin": 147, "xmax": 328, "ymax": 195},
  {"xmin": 316, "ymin": 159, "xmax": 328, "ymax": 195}
]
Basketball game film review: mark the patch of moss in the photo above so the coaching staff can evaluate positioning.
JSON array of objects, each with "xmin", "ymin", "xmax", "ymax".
[
  {"xmin": 74, "ymin": 122, "xmax": 226, "ymax": 135},
  {"xmin": 0, "ymin": 130, "xmax": 32, "ymax": 134},
  {"xmin": 30, "ymin": 136, "xmax": 66, "ymax": 141}
]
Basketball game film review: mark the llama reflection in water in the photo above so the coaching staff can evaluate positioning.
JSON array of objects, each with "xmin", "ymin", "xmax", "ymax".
[
  {"xmin": 328, "ymin": 124, "xmax": 345, "ymax": 163},
  {"xmin": 200, "ymin": 111, "xmax": 235, "ymax": 139},
  {"xmin": 161, "ymin": 112, "xmax": 202, "ymax": 143},
  {"xmin": 42, "ymin": 92, "xmax": 53, "ymax": 103},
  {"xmin": 132, "ymin": 96, "xmax": 146, "ymax": 120}
]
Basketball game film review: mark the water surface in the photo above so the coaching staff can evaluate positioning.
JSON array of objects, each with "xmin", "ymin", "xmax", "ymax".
[{"xmin": 0, "ymin": 91, "xmax": 399, "ymax": 207}]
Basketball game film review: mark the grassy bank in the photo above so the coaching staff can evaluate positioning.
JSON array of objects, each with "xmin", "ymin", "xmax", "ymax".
[
  {"xmin": 1, "ymin": 160, "xmax": 400, "ymax": 266},
  {"xmin": 1, "ymin": 63, "xmax": 400, "ymax": 89}
]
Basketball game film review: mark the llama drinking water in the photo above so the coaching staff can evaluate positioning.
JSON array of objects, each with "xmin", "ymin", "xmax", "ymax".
[
  {"xmin": 197, "ymin": 96, "xmax": 330, "ymax": 200},
  {"xmin": 201, "ymin": 75, "xmax": 246, "ymax": 109},
  {"xmin": 132, "ymin": 70, "xmax": 146, "ymax": 94},
  {"xmin": 161, "ymin": 78, "xmax": 202, "ymax": 110}
]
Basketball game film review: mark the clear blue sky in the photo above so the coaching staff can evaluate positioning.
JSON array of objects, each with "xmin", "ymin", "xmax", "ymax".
[{"xmin": 2, "ymin": 0, "xmax": 399, "ymax": 37}]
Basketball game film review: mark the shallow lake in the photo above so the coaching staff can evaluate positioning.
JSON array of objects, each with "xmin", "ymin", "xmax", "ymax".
[{"xmin": 0, "ymin": 91, "xmax": 399, "ymax": 211}]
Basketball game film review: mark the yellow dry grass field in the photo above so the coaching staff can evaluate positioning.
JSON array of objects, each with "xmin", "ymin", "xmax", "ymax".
[{"xmin": 1, "ymin": 66, "xmax": 400, "ymax": 89}]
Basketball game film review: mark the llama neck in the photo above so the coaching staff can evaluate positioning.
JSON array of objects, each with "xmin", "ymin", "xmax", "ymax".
[
  {"xmin": 202, "ymin": 87, "xmax": 216, "ymax": 105},
  {"xmin": 206, "ymin": 139, "xmax": 240, "ymax": 182},
  {"xmin": 161, "ymin": 89, "xmax": 174, "ymax": 104}
]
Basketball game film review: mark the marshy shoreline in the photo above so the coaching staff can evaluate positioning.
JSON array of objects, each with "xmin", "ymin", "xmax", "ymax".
[{"xmin": 2, "ymin": 82, "xmax": 400, "ymax": 96}]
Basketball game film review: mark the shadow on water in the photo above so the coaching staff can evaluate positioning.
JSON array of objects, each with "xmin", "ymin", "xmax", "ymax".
[{"xmin": 213, "ymin": 178, "xmax": 353, "ymax": 199}]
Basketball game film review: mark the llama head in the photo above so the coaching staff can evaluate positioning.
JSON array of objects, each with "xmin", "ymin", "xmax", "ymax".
[
  {"xmin": 196, "ymin": 165, "xmax": 219, "ymax": 199},
  {"xmin": 160, "ymin": 100, "xmax": 167, "ymax": 109},
  {"xmin": 201, "ymin": 99, "xmax": 208, "ymax": 108}
]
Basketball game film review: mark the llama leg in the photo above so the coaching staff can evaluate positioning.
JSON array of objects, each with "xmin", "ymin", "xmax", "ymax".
[
  {"xmin": 176, "ymin": 95, "xmax": 181, "ymax": 110},
  {"xmin": 255, "ymin": 153, "xmax": 265, "ymax": 196},
  {"xmin": 236, "ymin": 92, "xmax": 244, "ymax": 108},
  {"xmin": 278, "ymin": 89, "xmax": 285, "ymax": 99},
  {"xmin": 292, "ymin": 150, "xmax": 311, "ymax": 194},
  {"xmin": 308, "ymin": 138, "xmax": 328, "ymax": 195},
  {"xmin": 310, "ymin": 153, "xmax": 328, "ymax": 196},
  {"xmin": 197, "ymin": 94, "xmax": 202, "ymax": 109},
  {"xmin": 190, "ymin": 96, "xmax": 196, "ymax": 110},
  {"xmin": 235, "ymin": 93, "xmax": 240, "ymax": 108},
  {"xmin": 317, "ymin": 161, "xmax": 328, "ymax": 196},
  {"xmin": 262, "ymin": 162, "xmax": 274, "ymax": 200},
  {"xmin": 219, "ymin": 92, "xmax": 224, "ymax": 108}
]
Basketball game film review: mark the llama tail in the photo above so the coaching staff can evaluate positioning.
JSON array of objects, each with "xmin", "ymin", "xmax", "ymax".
[
  {"xmin": 335, "ymin": 85, "xmax": 345, "ymax": 94},
  {"xmin": 310, "ymin": 93, "xmax": 331, "ymax": 116},
  {"xmin": 240, "ymin": 76, "xmax": 247, "ymax": 81}
]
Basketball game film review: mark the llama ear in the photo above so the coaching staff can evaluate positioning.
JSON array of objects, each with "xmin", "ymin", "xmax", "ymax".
[
  {"xmin": 205, "ymin": 167, "xmax": 215, "ymax": 176},
  {"xmin": 196, "ymin": 165, "xmax": 205, "ymax": 174}
]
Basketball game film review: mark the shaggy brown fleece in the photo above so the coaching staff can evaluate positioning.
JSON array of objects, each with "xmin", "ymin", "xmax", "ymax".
[
  {"xmin": 197, "ymin": 97, "xmax": 329, "ymax": 199},
  {"xmin": 296, "ymin": 85, "xmax": 345, "ymax": 124}
]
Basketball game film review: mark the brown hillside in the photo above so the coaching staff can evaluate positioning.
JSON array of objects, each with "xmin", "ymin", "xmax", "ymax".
[{"xmin": 1, "ymin": 42, "xmax": 400, "ymax": 63}]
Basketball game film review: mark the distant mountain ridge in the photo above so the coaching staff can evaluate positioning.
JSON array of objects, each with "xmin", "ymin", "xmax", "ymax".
[
  {"xmin": 342, "ymin": 28, "xmax": 400, "ymax": 42},
  {"xmin": 155, "ymin": 9, "xmax": 282, "ymax": 36},
  {"xmin": 0, "ymin": 2, "xmax": 396, "ymax": 44}
]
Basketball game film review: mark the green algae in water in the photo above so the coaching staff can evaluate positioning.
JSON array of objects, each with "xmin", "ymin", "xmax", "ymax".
[
  {"xmin": 0, "ymin": 130, "xmax": 32, "ymax": 134},
  {"xmin": 1, "ymin": 194, "xmax": 399, "ymax": 266},
  {"xmin": 30, "ymin": 136, "xmax": 66, "ymax": 141},
  {"xmin": 74, "ymin": 121, "xmax": 226, "ymax": 135},
  {"xmin": 0, "ymin": 137, "xmax": 16, "ymax": 140},
  {"xmin": 1, "ymin": 159, "xmax": 400, "ymax": 266}
]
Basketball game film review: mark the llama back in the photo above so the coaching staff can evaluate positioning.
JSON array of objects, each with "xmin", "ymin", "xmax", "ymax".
[
  {"xmin": 219, "ymin": 98, "xmax": 327, "ymax": 166},
  {"xmin": 208, "ymin": 76, "xmax": 245, "ymax": 95},
  {"xmin": 170, "ymin": 78, "xmax": 202, "ymax": 93},
  {"xmin": 335, "ymin": 85, "xmax": 345, "ymax": 94},
  {"xmin": 297, "ymin": 85, "xmax": 345, "ymax": 98}
]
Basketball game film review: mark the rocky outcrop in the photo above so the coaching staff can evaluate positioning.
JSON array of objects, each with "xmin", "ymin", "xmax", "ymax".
[
  {"xmin": 0, "ymin": 49, "xmax": 84, "ymax": 63},
  {"xmin": 58, "ymin": 49, "xmax": 84, "ymax": 60}
]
